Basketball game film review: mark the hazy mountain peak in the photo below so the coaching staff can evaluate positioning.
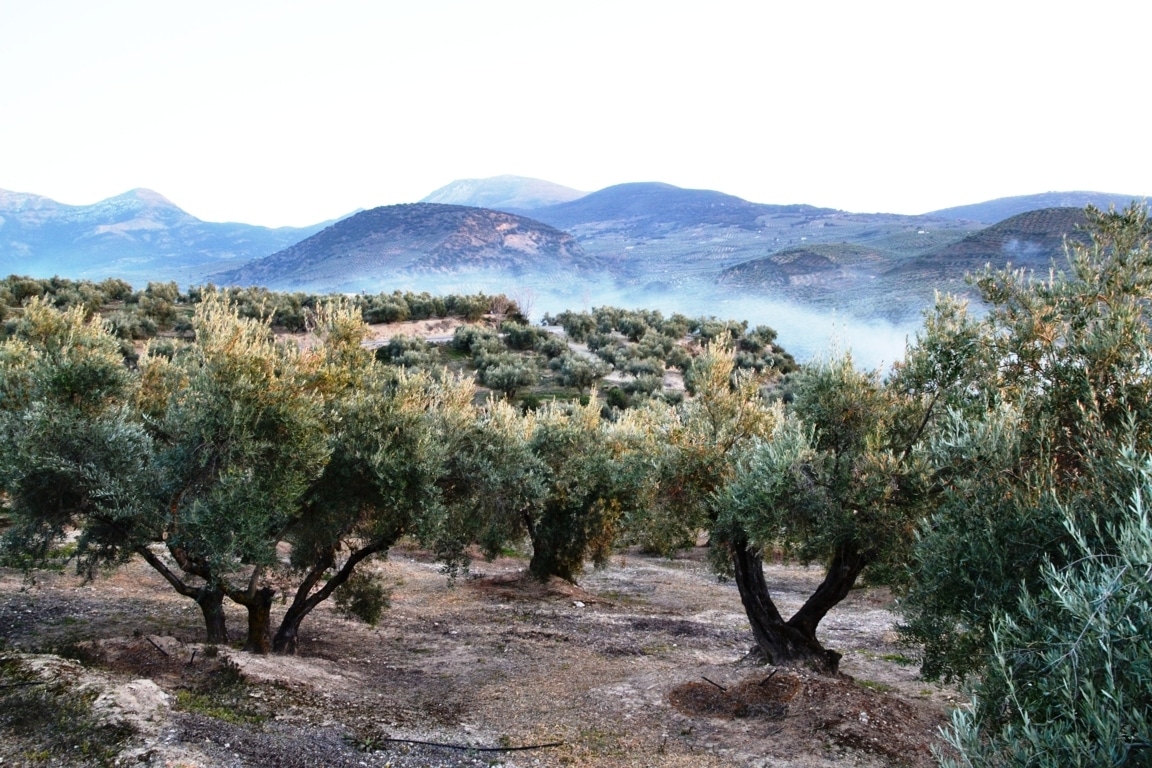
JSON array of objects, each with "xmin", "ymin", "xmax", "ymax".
[
  {"xmin": 115, "ymin": 187, "xmax": 179, "ymax": 207},
  {"xmin": 420, "ymin": 175, "xmax": 586, "ymax": 211},
  {"xmin": 0, "ymin": 188, "xmax": 63, "ymax": 212}
]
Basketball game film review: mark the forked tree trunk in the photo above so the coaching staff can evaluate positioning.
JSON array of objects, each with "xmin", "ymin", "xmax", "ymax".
[
  {"xmin": 272, "ymin": 616, "xmax": 304, "ymax": 656},
  {"xmin": 729, "ymin": 538, "xmax": 868, "ymax": 675},
  {"xmin": 131, "ymin": 540, "xmax": 230, "ymax": 645},
  {"xmin": 272, "ymin": 536, "xmax": 394, "ymax": 654},
  {"xmin": 272, "ymin": 564, "xmax": 351, "ymax": 654}
]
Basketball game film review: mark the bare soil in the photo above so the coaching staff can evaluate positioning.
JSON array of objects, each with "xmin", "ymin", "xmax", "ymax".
[{"xmin": 0, "ymin": 544, "xmax": 958, "ymax": 767}]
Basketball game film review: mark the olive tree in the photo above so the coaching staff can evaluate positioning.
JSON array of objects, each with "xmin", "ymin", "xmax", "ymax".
[
  {"xmin": 1, "ymin": 294, "xmax": 471, "ymax": 653},
  {"xmin": 439, "ymin": 395, "xmax": 645, "ymax": 583},
  {"xmin": 269, "ymin": 349, "xmax": 473, "ymax": 653},
  {"xmin": 939, "ymin": 462, "xmax": 1152, "ymax": 767},
  {"xmin": 901, "ymin": 203, "xmax": 1152, "ymax": 680},
  {"xmin": 120, "ymin": 294, "xmax": 331, "ymax": 647},
  {"xmin": 0, "ymin": 299, "xmax": 150, "ymax": 578},
  {"xmin": 137, "ymin": 297, "xmax": 472, "ymax": 653},
  {"xmin": 632, "ymin": 326, "xmax": 969, "ymax": 674}
]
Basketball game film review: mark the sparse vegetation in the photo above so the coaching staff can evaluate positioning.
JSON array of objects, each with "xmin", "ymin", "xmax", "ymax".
[{"xmin": 0, "ymin": 655, "xmax": 134, "ymax": 765}]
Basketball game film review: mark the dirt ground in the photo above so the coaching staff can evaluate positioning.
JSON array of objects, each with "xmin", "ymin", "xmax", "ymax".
[{"xmin": 0, "ymin": 544, "xmax": 959, "ymax": 767}]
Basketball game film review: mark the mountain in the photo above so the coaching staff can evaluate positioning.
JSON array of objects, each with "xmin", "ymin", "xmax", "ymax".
[
  {"xmin": 713, "ymin": 207, "xmax": 1093, "ymax": 319},
  {"xmin": 219, "ymin": 203, "xmax": 598, "ymax": 294},
  {"xmin": 895, "ymin": 207, "xmax": 1090, "ymax": 278},
  {"xmin": 516, "ymin": 182, "xmax": 831, "ymax": 234},
  {"xmin": 926, "ymin": 192, "xmax": 1144, "ymax": 224},
  {"xmin": 502, "ymin": 183, "xmax": 980, "ymax": 306},
  {"xmin": 420, "ymin": 175, "xmax": 586, "ymax": 211},
  {"xmin": 0, "ymin": 188, "xmax": 330, "ymax": 285}
]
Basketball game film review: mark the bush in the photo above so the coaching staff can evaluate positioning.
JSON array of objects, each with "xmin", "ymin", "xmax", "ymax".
[
  {"xmin": 542, "ymin": 310, "xmax": 596, "ymax": 342},
  {"xmin": 500, "ymin": 320, "xmax": 545, "ymax": 351},
  {"xmin": 375, "ymin": 335, "xmax": 438, "ymax": 368},
  {"xmin": 549, "ymin": 354, "xmax": 609, "ymax": 392},
  {"xmin": 451, "ymin": 325, "xmax": 500, "ymax": 355},
  {"xmin": 480, "ymin": 362, "xmax": 538, "ymax": 399},
  {"xmin": 534, "ymin": 333, "xmax": 569, "ymax": 359},
  {"xmin": 334, "ymin": 572, "xmax": 391, "ymax": 626},
  {"xmin": 605, "ymin": 387, "xmax": 630, "ymax": 411},
  {"xmin": 939, "ymin": 472, "xmax": 1152, "ymax": 768}
]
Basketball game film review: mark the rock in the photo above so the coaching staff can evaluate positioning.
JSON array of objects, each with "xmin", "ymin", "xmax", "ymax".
[{"xmin": 93, "ymin": 678, "xmax": 171, "ymax": 730}]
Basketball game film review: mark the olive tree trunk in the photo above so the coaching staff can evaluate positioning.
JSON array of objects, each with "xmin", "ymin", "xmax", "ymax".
[
  {"xmin": 272, "ymin": 536, "xmax": 394, "ymax": 654},
  {"xmin": 195, "ymin": 585, "xmax": 228, "ymax": 645},
  {"xmin": 729, "ymin": 538, "xmax": 867, "ymax": 674},
  {"xmin": 227, "ymin": 586, "xmax": 276, "ymax": 654}
]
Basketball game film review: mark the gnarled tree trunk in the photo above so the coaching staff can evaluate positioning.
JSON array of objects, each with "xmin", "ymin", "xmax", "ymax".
[
  {"xmin": 272, "ymin": 536, "xmax": 394, "ymax": 654},
  {"xmin": 229, "ymin": 586, "xmax": 276, "ymax": 654},
  {"xmin": 729, "ymin": 538, "xmax": 868, "ymax": 675},
  {"xmin": 133, "ymin": 542, "xmax": 229, "ymax": 645},
  {"xmin": 196, "ymin": 585, "xmax": 228, "ymax": 645}
]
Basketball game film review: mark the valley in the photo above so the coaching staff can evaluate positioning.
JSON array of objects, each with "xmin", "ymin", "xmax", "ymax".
[{"xmin": 2, "ymin": 176, "xmax": 1142, "ymax": 367}]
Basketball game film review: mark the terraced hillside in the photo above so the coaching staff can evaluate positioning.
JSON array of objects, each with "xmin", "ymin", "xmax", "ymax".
[
  {"xmin": 894, "ymin": 207, "xmax": 1091, "ymax": 281},
  {"xmin": 927, "ymin": 192, "xmax": 1144, "ymax": 223}
]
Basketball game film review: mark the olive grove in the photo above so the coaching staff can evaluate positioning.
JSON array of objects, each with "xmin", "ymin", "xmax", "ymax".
[{"xmin": 2, "ymin": 204, "xmax": 1151, "ymax": 763}]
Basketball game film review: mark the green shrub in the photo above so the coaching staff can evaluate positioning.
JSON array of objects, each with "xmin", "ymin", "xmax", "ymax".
[
  {"xmin": 334, "ymin": 571, "xmax": 391, "ymax": 626},
  {"xmin": 480, "ymin": 361, "xmax": 538, "ymax": 399},
  {"xmin": 375, "ymin": 335, "xmax": 438, "ymax": 368},
  {"xmin": 500, "ymin": 320, "xmax": 545, "ymax": 351},
  {"xmin": 939, "ymin": 476, "xmax": 1152, "ymax": 767}
]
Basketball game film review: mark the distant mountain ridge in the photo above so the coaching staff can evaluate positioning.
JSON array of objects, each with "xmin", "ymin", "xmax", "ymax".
[
  {"xmin": 4, "ymin": 178, "xmax": 1147, "ymax": 343},
  {"xmin": 220, "ymin": 203, "xmax": 596, "ymax": 293},
  {"xmin": 926, "ymin": 192, "xmax": 1144, "ymax": 224},
  {"xmin": 420, "ymin": 175, "xmax": 586, "ymax": 211},
  {"xmin": 0, "ymin": 187, "xmax": 332, "ymax": 285},
  {"xmin": 513, "ymin": 182, "xmax": 835, "ymax": 235}
]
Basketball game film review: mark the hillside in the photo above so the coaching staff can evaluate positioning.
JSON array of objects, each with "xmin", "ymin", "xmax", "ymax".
[
  {"xmin": 718, "ymin": 243, "xmax": 891, "ymax": 288},
  {"xmin": 420, "ymin": 175, "xmax": 586, "ymax": 210},
  {"xmin": 220, "ymin": 203, "xmax": 598, "ymax": 293},
  {"xmin": 0, "ymin": 188, "xmax": 330, "ymax": 285},
  {"xmin": 518, "ymin": 182, "xmax": 832, "ymax": 235},
  {"xmin": 895, "ymin": 207, "xmax": 1090, "ymax": 278},
  {"xmin": 926, "ymin": 191, "xmax": 1143, "ymax": 224},
  {"xmin": 507, "ymin": 183, "xmax": 977, "ymax": 306}
]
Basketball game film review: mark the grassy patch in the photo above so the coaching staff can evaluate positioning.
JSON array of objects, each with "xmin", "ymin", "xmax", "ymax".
[
  {"xmin": 858, "ymin": 649, "xmax": 917, "ymax": 666},
  {"xmin": 857, "ymin": 679, "xmax": 896, "ymax": 693},
  {"xmin": 877, "ymin": 652, "xmax": 916, "ymax": 666},
  {"xmin": 595, "ymin": 589, "xmax": 649, "ymax": 606},
  {"xmin": 173, "ymin": 662, "xmax": 267, "ymax": 726}
]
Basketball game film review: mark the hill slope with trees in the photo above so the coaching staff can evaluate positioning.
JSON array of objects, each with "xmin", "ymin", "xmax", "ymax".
[{"xmin": 219, "ymin": 203, "xmax": 597, "ymax": 293}]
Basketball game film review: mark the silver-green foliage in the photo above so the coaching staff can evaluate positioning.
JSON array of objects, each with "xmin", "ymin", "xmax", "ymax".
[
  {"xmin": 902, "ymin": 203, "xmax": 1152, "ymax": 681},
  {"xmin": 940, "ymin": 465, "xmax": 1152, "ymax": 768}
]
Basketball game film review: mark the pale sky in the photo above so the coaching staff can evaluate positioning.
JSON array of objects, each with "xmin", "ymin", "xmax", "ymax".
[{"xmin": 2, "ymin": 0, "xmax": 1148, "ymax": 228}]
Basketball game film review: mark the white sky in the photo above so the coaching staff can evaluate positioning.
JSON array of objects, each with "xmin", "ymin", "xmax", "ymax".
[{"xmin": 2, "ymin": 0, "xmax": 1149, "ymax": 227}]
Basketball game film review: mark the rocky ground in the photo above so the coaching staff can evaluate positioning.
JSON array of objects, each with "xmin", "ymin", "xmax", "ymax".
[{"xmin": 0, "ymin": 543, "xmax": 959, "ymax": 767}]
